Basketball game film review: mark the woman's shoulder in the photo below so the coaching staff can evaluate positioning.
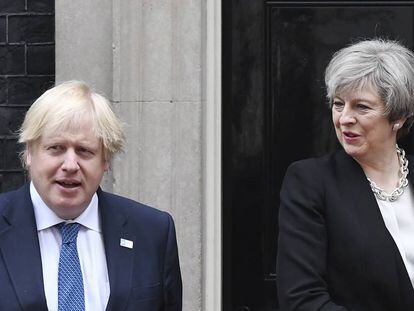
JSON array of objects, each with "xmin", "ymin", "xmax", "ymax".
[
  {"xmin": 286, "ymin": 149, "xmax": 347, "ymax": 173},
  {"xmin": 281, "ymin": 150, "xmax": 356, "ymax": 200}
]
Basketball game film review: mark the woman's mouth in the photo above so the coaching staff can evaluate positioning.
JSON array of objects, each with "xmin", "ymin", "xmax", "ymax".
[
  {"xmin": 344, "ymin": 131, "xmax": 359, "ymax": 137},
  {"xmin": 342, "ymin": 131, "xmax": 360, "ymax": 143}
]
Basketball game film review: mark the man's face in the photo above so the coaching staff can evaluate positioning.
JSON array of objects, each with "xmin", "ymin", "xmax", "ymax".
[{"xmin": 27, "ymin": 121, "xmax": 109, "ymax": 220}]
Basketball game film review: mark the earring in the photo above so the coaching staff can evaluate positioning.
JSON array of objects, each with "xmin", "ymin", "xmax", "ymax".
[{"xmin": 393, "ymin": 123, "xmax": 400, "ymax": 131}]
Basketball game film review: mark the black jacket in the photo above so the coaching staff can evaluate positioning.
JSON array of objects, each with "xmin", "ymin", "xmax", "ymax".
[{"xmin": 277, "ymin": 150, "xmax": 414, "ymax": 310}]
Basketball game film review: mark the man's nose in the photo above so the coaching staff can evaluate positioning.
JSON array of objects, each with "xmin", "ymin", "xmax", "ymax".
[{"xmin": 61, "ymin": 150, "xmax": 80, "ymax": 172}]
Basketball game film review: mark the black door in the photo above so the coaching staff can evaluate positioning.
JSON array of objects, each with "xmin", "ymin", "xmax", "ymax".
[{"xmin": 222, "ymin": 1, "xmax": 414, "ymax": 310}]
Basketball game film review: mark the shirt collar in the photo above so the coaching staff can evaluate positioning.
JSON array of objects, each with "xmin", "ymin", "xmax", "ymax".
[{"xmin": 30, "ymin": 181, "xmax": 102, "ymax": 233}]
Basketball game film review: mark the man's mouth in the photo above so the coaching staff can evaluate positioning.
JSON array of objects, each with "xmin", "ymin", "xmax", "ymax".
[{"xmin": 56, "ymin": 181, "xmax": 81, "ymax": 188}]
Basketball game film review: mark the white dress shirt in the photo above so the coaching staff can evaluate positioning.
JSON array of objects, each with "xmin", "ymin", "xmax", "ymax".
[
  {"xmin": 375, "ymin": 184, "xmax": 414, "ymax": 289},
  {"xmin": 31, "ymin": 182, "xmax": 110, "ymax": 311}
]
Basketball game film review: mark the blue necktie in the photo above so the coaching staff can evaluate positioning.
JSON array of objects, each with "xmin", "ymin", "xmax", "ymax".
[{"xmin": 58, "ymin": 223, "xmax": 85, "ymax": 311}]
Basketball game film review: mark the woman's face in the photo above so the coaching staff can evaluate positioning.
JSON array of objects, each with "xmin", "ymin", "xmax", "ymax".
[{"xmin": 332, "ymin": 88, "xmax": 398, "ymax": 162}]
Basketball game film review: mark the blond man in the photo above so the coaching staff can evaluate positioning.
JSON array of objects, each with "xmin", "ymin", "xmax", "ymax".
[{"xmin": 0, "ymin": 81, "xmax": 182, "ymax": 311}]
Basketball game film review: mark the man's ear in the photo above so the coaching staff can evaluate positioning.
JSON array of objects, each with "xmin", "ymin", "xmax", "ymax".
[
  {"xmin": 104, "ymin": 160, "xmax": 110, "ymax": 171},
  {"xmin": 26, "ymin": 147, "xmax": 32, "ymax": 167}
]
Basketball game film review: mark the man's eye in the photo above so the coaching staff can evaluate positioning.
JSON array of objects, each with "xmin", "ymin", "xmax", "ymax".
[
  {"xmin": 79, "ymin": 148, "xmax": 93, "ymax": 155},
  {"xmin": 48, "ymin": 145, "xmax": 61, "ymax": 151}
]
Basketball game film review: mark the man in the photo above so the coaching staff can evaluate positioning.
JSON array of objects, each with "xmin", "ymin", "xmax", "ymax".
[{"xmin": 0, "ymin": 81, "xmax": 182, "ymax": 310}]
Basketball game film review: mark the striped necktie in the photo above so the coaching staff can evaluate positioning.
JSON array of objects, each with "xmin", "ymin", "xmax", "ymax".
[{"xmin": 57, "ymin": 223, "xmax": 85, "ymax": 311}]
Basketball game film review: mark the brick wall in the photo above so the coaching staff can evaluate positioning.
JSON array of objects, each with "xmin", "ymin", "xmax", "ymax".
[{"xmin": 0, "ymin": 0, "xmax": 54, "ymax": 192}]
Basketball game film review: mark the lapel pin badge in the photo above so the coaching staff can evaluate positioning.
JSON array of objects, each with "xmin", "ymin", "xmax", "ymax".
[{"xmin": 120, "ymin": 238, "xmax": 134, "ymax": 249}]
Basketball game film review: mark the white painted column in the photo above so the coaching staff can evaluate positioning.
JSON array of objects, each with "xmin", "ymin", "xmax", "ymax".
[
  {"xmin": 112, "ymin": 1, "xmax": 202, "ymax": 310},
  {"xmin": 55, "ymin": 0, "xmax": 114, "ymax": 191},
  {"xmin": 55, "ymin": 0, "xmax": 113, "ymax": 96}
]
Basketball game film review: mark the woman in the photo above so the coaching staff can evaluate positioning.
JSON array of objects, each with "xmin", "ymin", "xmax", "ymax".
[{"xmin": 277, "ymin": 39, "xmax": 414, "ymax": 310}]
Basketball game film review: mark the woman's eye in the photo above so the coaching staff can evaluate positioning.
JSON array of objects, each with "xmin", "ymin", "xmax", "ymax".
[
  {"xmin": 332, "ymin": 101, "xmax": 344, "ymax": 108},
  {"xmin": 357, "ymin": 104, "xmax": 370, "ymax": 110}
]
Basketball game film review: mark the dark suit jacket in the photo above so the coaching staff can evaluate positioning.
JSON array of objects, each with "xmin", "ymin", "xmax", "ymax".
[
  {"xmin": 0, "ymin": 183, "xmax": 182, "ymax": 311},
  {"xmin": 277, "ymin": 150, "xmax": 414, "ymax": 311}
]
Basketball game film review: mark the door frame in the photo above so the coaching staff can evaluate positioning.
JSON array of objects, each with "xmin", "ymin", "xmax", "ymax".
[{"xmin": 203, "ymin": 0, "xmax": 222, "ymax": 310}]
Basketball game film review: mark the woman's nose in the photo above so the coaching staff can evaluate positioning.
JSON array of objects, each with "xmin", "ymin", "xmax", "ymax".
[
  {"xmin": 61, "ymin": 151, "xmax": 80, "ymax": 172},
  {"xmin": 339, "ymin": 106, "xmax": 356, "ymax": 125}
]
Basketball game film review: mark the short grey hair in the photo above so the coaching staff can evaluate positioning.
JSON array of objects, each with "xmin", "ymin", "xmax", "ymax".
[{"xmin": 325, "ymin": 39, "xmax": 414, "ymax": 137}]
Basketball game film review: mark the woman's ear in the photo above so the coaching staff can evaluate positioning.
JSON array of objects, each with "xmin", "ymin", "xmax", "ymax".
[
  {"xmin": 393, "ymin": 123, "xmax": 401, "ymax": 131},
  {"xmin": 393, "ymin": 118, "xmax": 407, "ymax": 131}
]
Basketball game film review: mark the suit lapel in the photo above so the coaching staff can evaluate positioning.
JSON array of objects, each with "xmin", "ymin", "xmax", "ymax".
[
  {"xmin": 334, "ymin": 151, "xmax": 391, "ymax": 241},
  {"xmin": 334, "ymin": 151, "xmax": 414, "ymax": 301},
  {"xmin": 98, "ymin": 189, "xmax": 134, "ymax": 311},
  {"xmin": 0, "ymin": 184, "xmax": 48, "ymax": 311}
]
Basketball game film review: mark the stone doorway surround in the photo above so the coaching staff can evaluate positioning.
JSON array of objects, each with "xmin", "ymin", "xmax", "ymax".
[{"xmin": 56, "ymin": 0, "xmax": 222, "ymax": 310}]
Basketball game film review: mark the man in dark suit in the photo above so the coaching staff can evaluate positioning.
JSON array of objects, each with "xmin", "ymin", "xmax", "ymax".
[{"xmin": 0, "ymin": 80, "xmax": 182, "ymax": 311}]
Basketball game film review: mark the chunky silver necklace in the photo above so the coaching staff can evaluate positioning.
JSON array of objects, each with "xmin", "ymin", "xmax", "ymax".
[{"xmin": 367, "ymin": 145, "xmax": 409, "ymax": 202}]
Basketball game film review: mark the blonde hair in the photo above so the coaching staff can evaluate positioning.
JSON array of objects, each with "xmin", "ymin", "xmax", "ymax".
[{"xmin": 19, "ymin": 80, "xmax": 125, "ymax": 164}]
